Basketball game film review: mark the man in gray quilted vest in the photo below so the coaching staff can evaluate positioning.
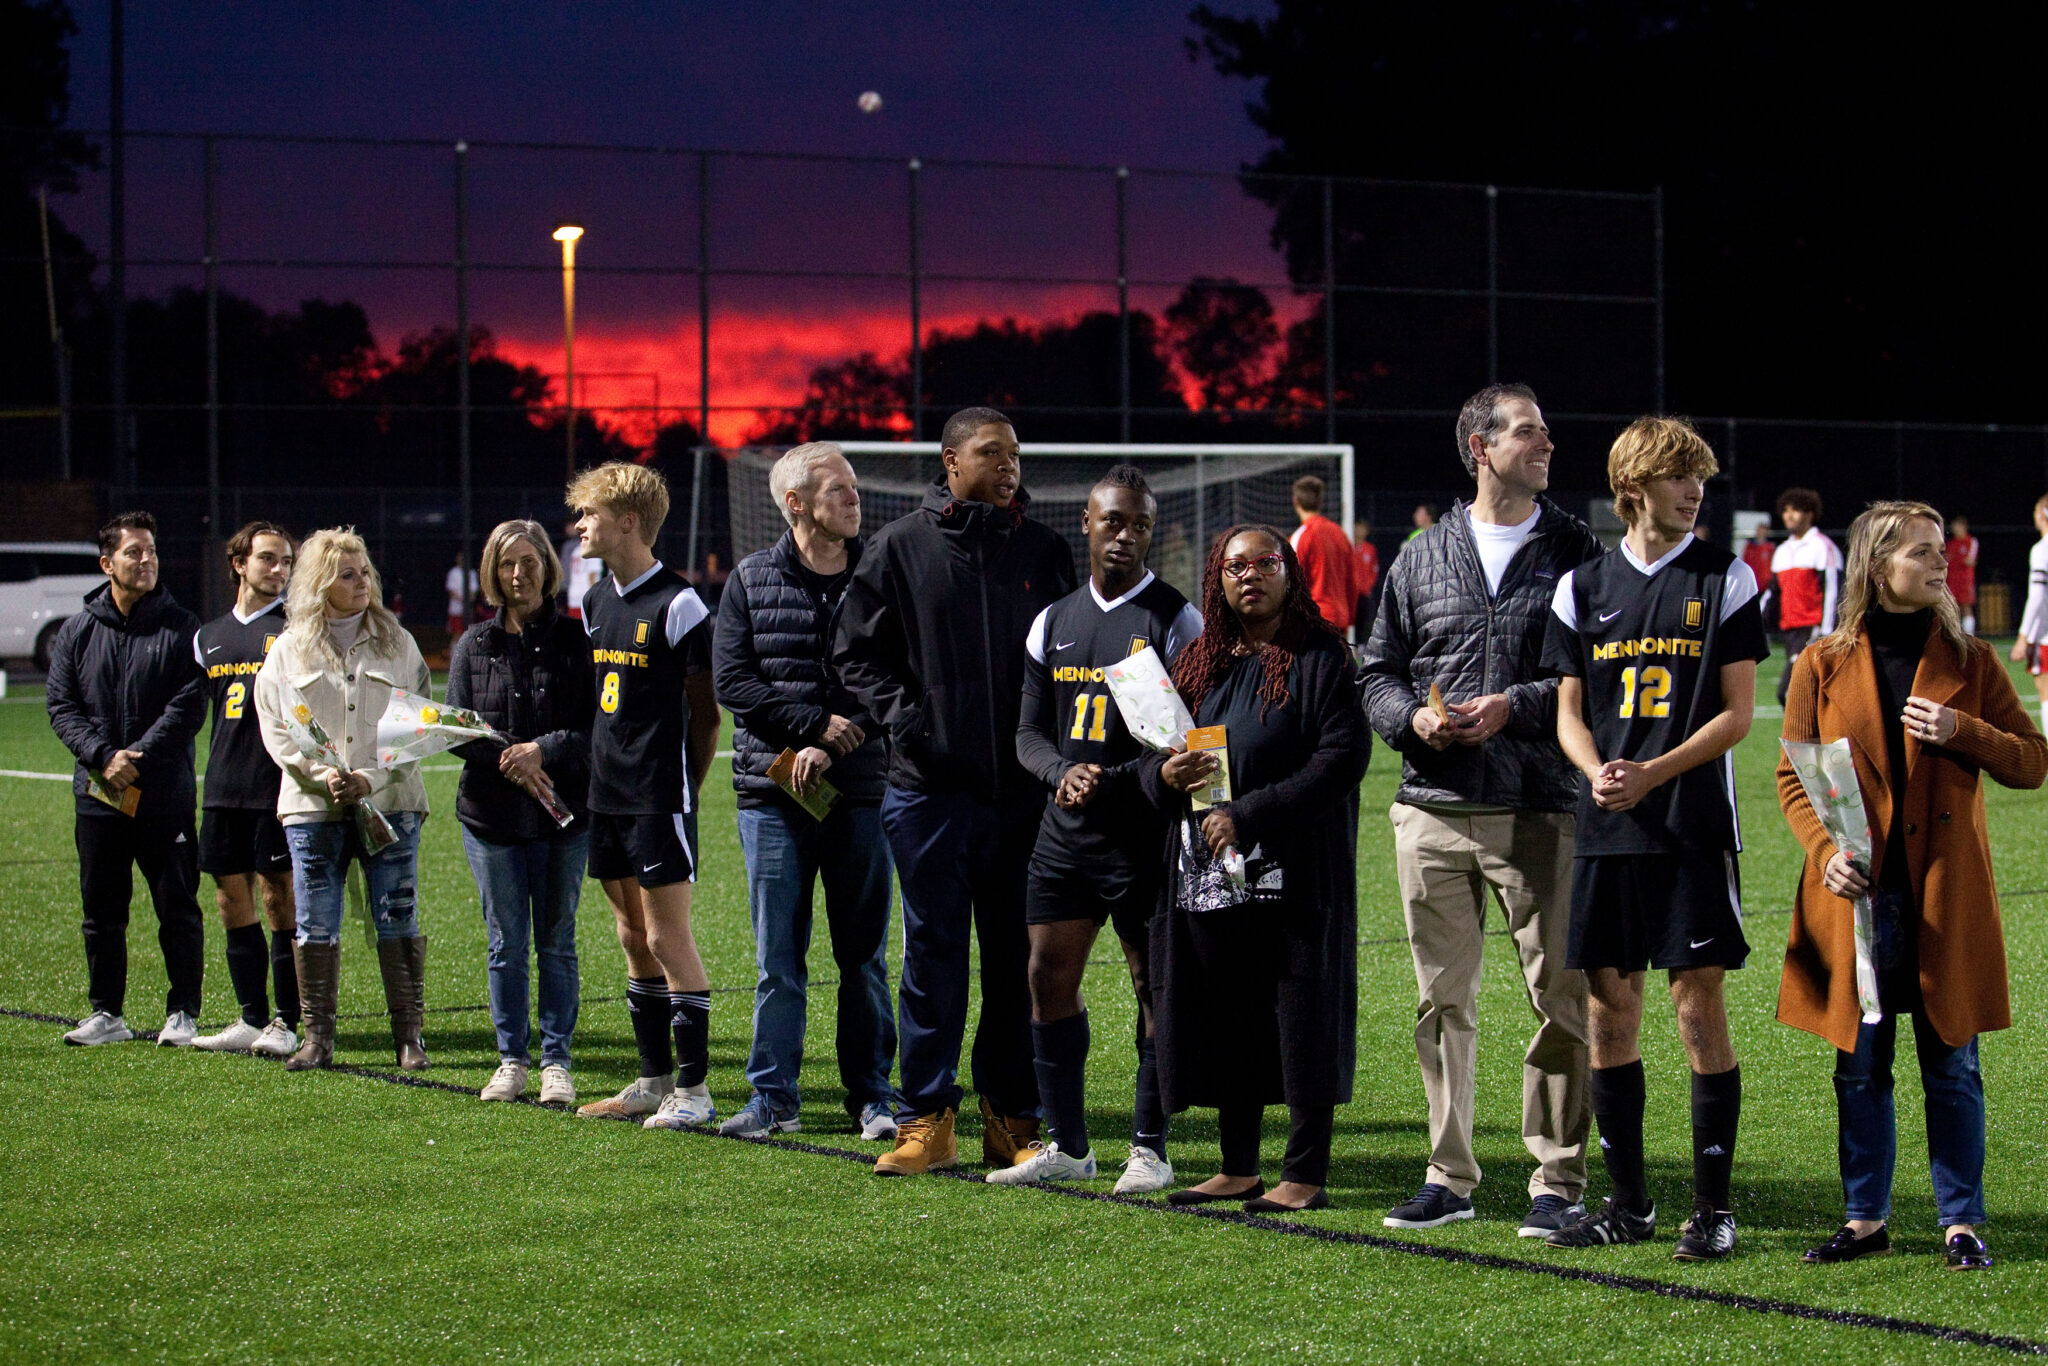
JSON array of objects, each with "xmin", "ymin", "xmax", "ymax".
[{"xmin": 1359, "ymin": 384, "xmax": 1603, "ymax": 1238}]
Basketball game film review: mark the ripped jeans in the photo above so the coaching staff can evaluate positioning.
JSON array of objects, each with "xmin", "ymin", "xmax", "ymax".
[{"xmin": 286, "ymin": 810, "xmax": 425, "ymax": 946}]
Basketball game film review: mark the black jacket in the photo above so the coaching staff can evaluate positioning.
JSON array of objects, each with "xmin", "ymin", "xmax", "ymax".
[
  {"xmin": 46, "ymin": 581, "xmax": 206, "ymax": 818},
  {"xmin": 714, "ymin": 530, "xmax": 886, "ymax": 809},
  {"xmin": 1359, "ymin": 498, "xmax": 1602, "ymax": 812},
  {"xmin": 445, "ymin": 604, "xmax": 593, "ymax": 842},
  {"xmin": 834, "ymin": 480, "xmax": 1076, "ymax": 801}
]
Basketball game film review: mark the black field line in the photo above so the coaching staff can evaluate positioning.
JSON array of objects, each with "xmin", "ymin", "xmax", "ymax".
[{"xmin": 5, "ymin": 1003, "xmax": 2041, "ymax": 1355}]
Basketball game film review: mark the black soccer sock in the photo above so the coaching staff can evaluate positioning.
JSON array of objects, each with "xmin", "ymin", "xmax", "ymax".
[
  {"xmin": 270, "ymin": 928, "xmax": 300, "ymax": 1028},
  {"xmin": 1031, "ymin": 1011, "xmax": 1092, "ymax": 1160},
  {"xmin": 626, "ymin": 977, "xmax": 673, "ymax": 1078},
  {"xmin": 1590, "ymin": 1060, "xmax": 1650, "ymax": 1215},
  {"xmin": 1132, "ymin": 1029, "xmax": 1168, "ymax": 1161},
  {"xmin": 1690, "ymin": 1065, "xmax": 1742, "ymax": 1212},
  {"xmin": 671, "ymin": 990, "xmax": 711, "ymax": 1089},
  {"xmin": 224, "ymin": 923, "xmax": 270, "ymax": 1028}
]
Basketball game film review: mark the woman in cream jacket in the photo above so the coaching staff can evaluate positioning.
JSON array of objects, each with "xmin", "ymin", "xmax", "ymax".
[{"xmin": 255, "ymin": 527, "xmax": 432, "ymax": 1071}]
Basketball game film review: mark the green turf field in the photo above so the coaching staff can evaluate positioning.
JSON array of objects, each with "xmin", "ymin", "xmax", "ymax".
[{"xmin": 3, "ymin": 652, "xmax": 2046, "ymax": 1363}]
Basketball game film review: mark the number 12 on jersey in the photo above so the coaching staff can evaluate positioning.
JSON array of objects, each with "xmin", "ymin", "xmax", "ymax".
[{"xmin": 1617, "ymin": 665, "xmax": 1672, "ymax": 719}]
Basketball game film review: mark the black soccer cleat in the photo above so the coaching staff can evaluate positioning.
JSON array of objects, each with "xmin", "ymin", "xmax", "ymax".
[
  {"xmin": 1545, "ymin": 1197, "xmax": 1656, "ymax": 1248},
  {"xmin": 1672, "ymin": 1206, "xmax": 1738, "ymax": 1261}
]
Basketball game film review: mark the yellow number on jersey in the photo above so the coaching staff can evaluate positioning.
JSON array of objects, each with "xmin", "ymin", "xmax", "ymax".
[
  {"xmin": 600, "ymin": 671, "xmax": 621, "ymax": 714},
  {"xmin": 223, "ymin": 681, "xmax": 246, "ymax": 720},
  {"xmin": 1068, "ymin": 692, "xmax": 1109, "ymax": 742},
  {"xmin": 1617, "ymin": 665, "xmax": 1673, "ymax": 719}
]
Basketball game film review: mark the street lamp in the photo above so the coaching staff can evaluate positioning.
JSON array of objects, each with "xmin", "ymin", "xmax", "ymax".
[{"xmin": 554, "ymin": 222, "xmax": 584, "ymax": 480}]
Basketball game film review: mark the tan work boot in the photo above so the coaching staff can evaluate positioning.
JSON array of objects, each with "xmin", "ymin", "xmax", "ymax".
[
  {"xmin": 376, "ymin": 936, "xmax": 429, "ymax": 1071},
  {"xmin": 874, "ymin": 1108, "xmax": 958, "ymax": 1176},
  {"xmin": 979, "ymin": 1094, "xmax": 1040, "ymax": 1168},
  {"xmin": 285, "ymin": 942, "xmax": 338, "ymax": 1071}
]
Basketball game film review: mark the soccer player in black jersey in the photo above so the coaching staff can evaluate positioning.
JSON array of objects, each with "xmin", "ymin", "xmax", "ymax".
[
  {"xmin": 191, "ymin": 522, "xmax": 302, "ymax": 1058},
  {"xmin": 564, "ymin": 463, "xmax": 724, "ymax": 1130},
  {"xmin": 1540, "ymin": 417, "xmax": 1769, "ymax": 1260},
  {"xmin": 991, "ymin": 467, "xmax": 1202, "ymax": 1193}
]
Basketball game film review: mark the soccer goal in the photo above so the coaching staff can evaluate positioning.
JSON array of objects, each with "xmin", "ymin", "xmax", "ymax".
[{"xmin": 725, "ymin": 442, "xmax": 1354, "ymax": 605}]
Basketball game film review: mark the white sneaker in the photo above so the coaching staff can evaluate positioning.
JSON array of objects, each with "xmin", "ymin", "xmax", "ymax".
[
  {"xmin": 576, "ymin": 1075, "xmax": 673, "ymax": 1119},
  {"xmin": 250, "ymin": 1019, "xmax": 298, "ymax": 1059},
  {"xmin": 986, "ymin": 1140, "xmax": 1099, "ymax": 1186},
  {"xmin": 538, "ymin": 1064, "xmax": 576, "ymax": 1106},
  {"xmin": 1113, "ymin": 1144, "xmax": 1176, "ymax": 1195},
  {"xmin": 63, "ymin": 1011, "xmax": 133, "ymax": 1046},
  {"xmin": 480, "ymin": 1060, "xmax": 529, "ymax": 1102},
  {"xmin": 642, "ymin": 1083, "xmax": 716, "ymax": 1130},
  {"xmin": 156, "ymin": 1011, "xmax": 199, "ymax": 1047},
  {"xmin": 192, "ymin": 1019, "xmax": 264, "ymax": 1052},
  {"xmin": 859, "ymin": 1102, "xmax": 898, "ymax": 1141}
]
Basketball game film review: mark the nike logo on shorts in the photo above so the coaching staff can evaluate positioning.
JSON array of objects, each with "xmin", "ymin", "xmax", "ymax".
[
  {"xmin": 643, "ymin": 863, "xmax": 660, "ymax": 873},
  {"xmin": 1690, "ymin": 937, "xmax": 1714, "ymax": 949},
  {"xmin": 1598, "ymin": 609, "xmax": 1624, "ymax": 623}
]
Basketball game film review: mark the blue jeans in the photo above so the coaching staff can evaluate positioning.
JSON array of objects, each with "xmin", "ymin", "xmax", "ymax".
[
  {"xmin": 737, "ymin": 803, "xmax": 895, "ymax": 1114},
  {"xmin": 286, "ymin": 812, "xmax": 423, "ymax": 946},
  {"xmin": 1835, "ymin": 1009, "xmax": 1987, "ymax": 1226},
  {"xmin": 461, "ymin": 826, "xmax": 588, "ymax": 1068},
  {"xmin": 882, "ymin": 785, "xmax": 1040, "ymax": 1118}
]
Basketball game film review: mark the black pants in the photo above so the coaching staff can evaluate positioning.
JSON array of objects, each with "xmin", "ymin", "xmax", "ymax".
[
  {"xmin": 77, "ymin": 809, "xmax": 205, "ymax": 1018},
  {"xmin": 1219, "ymin": 1102, "xmax": 1336, "ymax": 1187},
  {"xmin": 1776, "ymin": 626, "xmax": 1816, "ymax": 706}
]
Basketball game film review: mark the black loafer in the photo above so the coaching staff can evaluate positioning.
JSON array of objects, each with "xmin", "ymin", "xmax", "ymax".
[
  {"xmin": 1167, "ymin": 1180, "xmax": 1263, "ymax": 1206},
  {"xmin": 1946, "ymin": 1231, "xmax": 1994, "ymax": 1270},
  {"xmin": 1245, "ymin": 1188, "xmax": 1331, "ymax": 1214},
  {"xmin": 1803, "ymin": 1224, "xmax": 1890, "ymax": 1263}
]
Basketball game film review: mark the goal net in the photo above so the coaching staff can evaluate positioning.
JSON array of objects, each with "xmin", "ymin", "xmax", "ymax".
[{"xmin": 725, "ymin": 442, "xmax": 1354, "ymax": 605}]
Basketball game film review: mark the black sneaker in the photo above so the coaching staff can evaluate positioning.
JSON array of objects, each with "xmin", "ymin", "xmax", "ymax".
[
  {"xmin": 1383, "ymin": 1183, "xmax": 1475, "ymax": 1230},
  {"xmin": 1518, "ymin": 1194, "xmax": 1589, "ymax": 1238},
  {"xmin": 1673, "ymin": 1206, "xmax": 1738, "ymax": 1261},
  {"xmin": 1545, "ymin": 1197, "xmax": 1656, "ymax": 1248}
]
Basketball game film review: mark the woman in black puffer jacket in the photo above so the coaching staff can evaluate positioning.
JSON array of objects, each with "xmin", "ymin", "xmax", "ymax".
[{"xmin": 446, "ymin": 520, "xmax": 594, "ymax": 1107}]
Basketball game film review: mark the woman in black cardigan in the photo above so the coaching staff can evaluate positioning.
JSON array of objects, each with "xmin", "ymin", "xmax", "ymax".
[
  {"xmin": 446, "ymin": 520, "xmax": 595, "ymax": 1107},
  {"xmin": 1142, "ymin": 525, "xmax": 1371, "ymax": 1212}
]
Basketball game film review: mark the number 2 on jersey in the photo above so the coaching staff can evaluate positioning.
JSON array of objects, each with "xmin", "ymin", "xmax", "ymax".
[
  {"xmin": 600, "ymin": 671, "xmax": 621, "ymax": 714},
  {"xmin": 1069, "ymin": 692, "xmax": 1108, "ymax": 742},
  {"xmin": 223, "ymin": 681, "xmax": 246, "ymax": 719},
  {"xmin": 1617, "ymin": 665, "xmax": 1672, "ymax": 719}
]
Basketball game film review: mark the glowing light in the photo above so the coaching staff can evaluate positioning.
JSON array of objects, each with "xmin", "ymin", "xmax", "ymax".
[{"xmin": 552, "ymin": 223, "xmax": 585, "ymax": 243}]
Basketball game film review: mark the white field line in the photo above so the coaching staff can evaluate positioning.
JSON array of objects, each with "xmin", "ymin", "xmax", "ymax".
[{"xmin": 1, "ymin": 753, "xmax": 738, "ymax": 783}]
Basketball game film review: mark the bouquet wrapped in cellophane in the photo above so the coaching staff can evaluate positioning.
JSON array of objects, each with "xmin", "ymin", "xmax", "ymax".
[
  {"xmin": 374, "ymin": 686, "xmax": 573, "ymax": 828},
  {"xmin": 1781, "ymin": 737, "xmax": 1883, "ymax": 1023},
  {"xmin": 279, "ymin": 682, "xmax": 398, "ymax": 853},
  {"xmin": 1103, "ymin": 646, "xmax": 1197, "ymax": 753}
]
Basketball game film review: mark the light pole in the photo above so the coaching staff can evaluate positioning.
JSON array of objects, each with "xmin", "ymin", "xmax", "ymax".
[{"xmin": 554, "ymin": 222, "xmax": 584, "ymax": 481}]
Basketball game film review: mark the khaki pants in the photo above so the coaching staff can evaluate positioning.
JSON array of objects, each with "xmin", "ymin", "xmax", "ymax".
[{"xmin": 1391, "ymin": 803, "xmax": 1589, "ymax": 1201}]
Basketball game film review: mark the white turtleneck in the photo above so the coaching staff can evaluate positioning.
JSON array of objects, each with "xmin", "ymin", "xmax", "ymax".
[{"xmin": 326, "ymin": 608, "xmax": 368, "ymax": 655}]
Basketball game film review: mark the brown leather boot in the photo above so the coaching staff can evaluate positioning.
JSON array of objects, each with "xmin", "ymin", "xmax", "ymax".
[
  {"xmin": 376, "ymin": 936, "xmax": 429, "ymax": 1071},
  {"xmin": 979, "ymin": 1093, "xmax": 1041, "ymax": 1168},
  {"xmin": 285, "ymin": 942, "xmax": 338, "ymax": 1071}
]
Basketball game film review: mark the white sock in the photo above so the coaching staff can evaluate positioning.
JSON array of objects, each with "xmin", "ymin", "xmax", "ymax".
[{"xmin": 2039, "ymin": 703, "xmax": 2047, "ymax": 735}]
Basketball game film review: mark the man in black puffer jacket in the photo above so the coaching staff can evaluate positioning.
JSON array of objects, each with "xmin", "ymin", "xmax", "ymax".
[
  {"xmin": 835, "ymin": 407, "xmax": 1076, "ymax": 1175},
  {"xmin": 714, "ymin": 442, "xmax": 897, "ymax": 1142},
  {"xmin": 45, "ymin": 511, "xmax": 208, "ymax": 1048},
  {"xmin": 1360, "ymin": 384, "xmax": 1603, "ymax": 1239}
]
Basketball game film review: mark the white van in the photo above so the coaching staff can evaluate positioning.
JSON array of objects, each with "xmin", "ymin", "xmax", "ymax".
[{"xmin": 0, "ymin": 542, "xmax": 105, "ymax": 668}]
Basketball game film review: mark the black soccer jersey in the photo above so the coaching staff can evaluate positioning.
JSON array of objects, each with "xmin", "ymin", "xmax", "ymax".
[
  {"xmin": 193, "ymin": 599, "xmax": 288, "ymax": 810},
  {"xmin": 1541, "ymin": 537, "xmax": 1769, "ymax": 855},
  {"xmin": 583, "ymin": 562, "xmax": 712, "ymax": 815},
  {"xmin": 1019, "ymin": 571, "xmax": 1204, "ymax": 869}
]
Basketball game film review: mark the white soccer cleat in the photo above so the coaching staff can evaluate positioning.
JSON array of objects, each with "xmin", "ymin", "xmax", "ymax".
[
  {"xmin": 250, "ymin": 1019, "xmax": 298, "ymax": 1059},
  {"xmin": 62, "ymin": 1011, "xmax": 133, "ymax": 1047},
  {"xmin": 986, "ymin": 1140, "xmax": 1099, "ymax": 1186},
  {"xmin": 192, "ymin": 1019, "xmax": 265, "ymax": 1052},
  {"xmin": 576, "ymin": 1075, "xmax": 672, "ymax": 1119},
  {"xmin": 1113, "ymin": 1144, "xmax": 1176, "ymax": 1195},
  {"xmin": 537, "ymin": 1064, "xmax": 576, "ymax": 1106},
  {"xmin": 156, "ymin": 1011, "xmax": 199, "ymax": 1047},
  {"xmin": 642, "ymin": 1083, "xmax": 716, "ymax": 1130},
  {"xmin": 480, "ymin": 1060, "xmax": 529, "ymax": 1103}
]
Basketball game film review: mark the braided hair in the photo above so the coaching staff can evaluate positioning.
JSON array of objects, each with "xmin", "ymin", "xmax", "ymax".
[{"xmin": 1170, "ymin": 523, "xmax": 1336, "ymax": 720}]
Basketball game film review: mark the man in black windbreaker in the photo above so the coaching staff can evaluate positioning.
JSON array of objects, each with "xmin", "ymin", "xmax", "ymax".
[
  {"xmin": 45, "ymin": 511, "xmax": 209, "ymax": 1048},
  {"xmin": 1359, "ymin": 384, "xmax": 1603, "ymax": 1238},
  {"xmin": 835, "ymin": 406, "xmax": 1076, "ymax": 1176}
]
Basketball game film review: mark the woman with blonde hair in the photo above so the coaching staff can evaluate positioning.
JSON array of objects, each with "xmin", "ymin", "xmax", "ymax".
[
  {"xmin": 1778, "ymin": 500, "xmax": 2045, "ymax": 1269},
  {"xmin": 254, "ymin": 527, "xmax": 433, "ymax": 1072},
  {"xmin": 446, "ymin": 520, "xmax": 593, "ymax": 1105}
]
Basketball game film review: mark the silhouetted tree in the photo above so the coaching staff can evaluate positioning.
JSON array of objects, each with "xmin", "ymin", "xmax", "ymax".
[{"xmin": 1162, "ymin": 277, "xmax": 1279, "ymax": 411}]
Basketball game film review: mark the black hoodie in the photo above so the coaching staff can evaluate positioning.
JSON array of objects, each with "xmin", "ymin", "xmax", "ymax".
[
  {"xmin": 46, "ymin": 581, "xmax": 206, "ymax": 818},
  {"xmin": 834, "ymin": 479, "xmax": 1076, "ymax": 801}
]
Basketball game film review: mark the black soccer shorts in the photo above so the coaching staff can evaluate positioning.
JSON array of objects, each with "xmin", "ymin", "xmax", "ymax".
[
  {"xmin": 197, "ymin": 807, "xmax": 293, "ymax": 878},
  {"xmin": 587, "ymin": 810, "xmax": 698, "ymax": 888},
  {"xmin": 1567, "ymin": 849, "xmax": 1750, "ymax": 972},
  {"xmin": 1025, "ymin": 858, "xmax": 1154, "ymax": 950}
]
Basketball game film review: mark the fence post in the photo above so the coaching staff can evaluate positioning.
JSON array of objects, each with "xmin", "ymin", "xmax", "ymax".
[
  {"xmin": 698, "ymin": 151, "xmax": 712, "ymax": 450},
  {"xmin": 1322, "ymin": 177, "xmax": 1337, "ymax": 444},
  {"xmin": 1653, "ymin": 186, "xmax": 1667, "ymax": 412},
  {"xmin": 110, "ymin": 0, "xmax": 129, "ymax": 484},
  {"xmin": 1485, "ymin": 184, "xmax": 1499, "ymax": 384},
  {"xmin": 455, "ymin": 140, "xmax": 472, "ymax": 589},
  {"xmin": 1117, "ymin": 166, "xmax": 1130, "ymax": 443},
  {"xmin": 203, "ymin": 135, "xmax": 221, "ymax": 619},
  {"xmin": 909, "ymin": 157, "xmax": 923, "ymax": 440}
]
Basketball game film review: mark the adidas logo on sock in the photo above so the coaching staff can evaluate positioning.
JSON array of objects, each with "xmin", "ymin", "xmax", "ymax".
[{"xmin": 1700, "ymin": 1144, "xmax": 1727, "ymax": 1156}]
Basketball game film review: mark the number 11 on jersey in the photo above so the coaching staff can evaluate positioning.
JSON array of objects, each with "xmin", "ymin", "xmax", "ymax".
[{"xmin": 1069, "ymin": 692, "xmax": 1108, "ymax": 742}]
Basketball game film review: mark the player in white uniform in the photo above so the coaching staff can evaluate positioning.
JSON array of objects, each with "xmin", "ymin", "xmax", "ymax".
[{"xmin": 2009, "ymin": 494, "xmax": 2048, "ymax": 735}]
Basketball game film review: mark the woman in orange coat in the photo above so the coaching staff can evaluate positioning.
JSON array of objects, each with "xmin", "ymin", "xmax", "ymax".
[{"xmin": 1777, "ymin": 501, "xmax": 2046, "ymax": 1270}]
